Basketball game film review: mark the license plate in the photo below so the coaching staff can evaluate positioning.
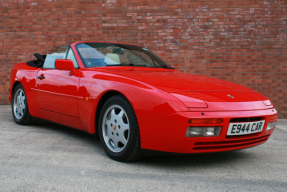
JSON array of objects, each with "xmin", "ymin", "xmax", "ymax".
[{"xmin": 227, "ymin": 120, "xmax": 265, "ymax": 136}]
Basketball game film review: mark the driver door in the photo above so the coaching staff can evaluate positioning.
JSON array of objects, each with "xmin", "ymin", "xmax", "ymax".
[{"xmin": 35, "ymin": 48, "xmax": 80, "ymax": 117}]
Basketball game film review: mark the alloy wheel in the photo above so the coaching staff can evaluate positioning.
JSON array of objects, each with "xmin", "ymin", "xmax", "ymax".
[
  {"xmin": 102, "ymin": 104, "xmax": 130, "ymax": 153},
  {"xmin": 13, "ymin": 89, "xmax": 26, "ymax": 120}
]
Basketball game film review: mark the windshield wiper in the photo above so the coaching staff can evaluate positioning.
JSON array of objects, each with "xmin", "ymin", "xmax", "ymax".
[
  {"xmin": 106, "ymin": 64, "xmax": 125, "ymax": 66},
  {"xmin": 123, "ymin": 63, "xmax": 174, "ymax": 69},
  {"xmin": 105, "ymin": 63, "xmax": 174, "ymax": 69},
  {"xmin": 106, "ymin": 63, "xmax": 147, "ymax": 67},
  {"xmin": 122, "ymin": 63, "xmax": 148, "ymax": 67},
  {"xmin": 150, "ymin": 65, "xmax": 175, "ymax": 69}
]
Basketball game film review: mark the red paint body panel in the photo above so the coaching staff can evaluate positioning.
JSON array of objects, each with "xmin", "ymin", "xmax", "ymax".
[
  {"xmin": 55, "ymin": 59, "xmax": 76, "ymax": 76},
  {"xmin": 9, "ymin": 63, "xmax": 43, "ymax": 118},
  {"xmin": 77, "ymin": 69, "xmax": 188, "ymax": 133},
  {"xmin": 136, "ymin": 108, "xmax": 277, "ymax": 153},
  {"xmin": 9, "ymin": 42, "xmax": 278, "ymax": 154},
  {"xmin": 41, "ymin": 109, "xmax": 84, "ymax": 130},
  {"xmin": 35, "ymin": 69, "xmax": 80, "ymax": 117},
  {"xmin": 170, "ymin": 92, "xmax": 208, "ymax": 108},
  {"xmin": 95, "ymin": 69, "xmax": 254, "ymax": 92}
]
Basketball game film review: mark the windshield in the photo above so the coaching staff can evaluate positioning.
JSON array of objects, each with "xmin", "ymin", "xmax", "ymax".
[{"xmin": 76, "ymin": 43, "xmax": 173, "ymax": 69}]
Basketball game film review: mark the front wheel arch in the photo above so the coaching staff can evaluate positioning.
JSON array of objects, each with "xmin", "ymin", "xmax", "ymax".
[
  {"xmin": 95, "ymin": 91, "xmax": 131, "ymax": 135},
  {"xmin": 98, "ymin": 94, "xmax": 141, "ymax": 161}
]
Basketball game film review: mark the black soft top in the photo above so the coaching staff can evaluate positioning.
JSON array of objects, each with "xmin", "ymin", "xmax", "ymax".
[{"xmin": 26, "ymin": 53, "xmax": 47, "ymax": 68}]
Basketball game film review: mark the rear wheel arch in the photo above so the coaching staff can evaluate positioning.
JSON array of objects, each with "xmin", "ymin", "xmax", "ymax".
[
  {"xmin": 11, "ymin": 83, "xmax": 35, "ymax": 125},
  {"xmin": 12, "ymin": 81, "xmax": 21, "ymax": 95}
]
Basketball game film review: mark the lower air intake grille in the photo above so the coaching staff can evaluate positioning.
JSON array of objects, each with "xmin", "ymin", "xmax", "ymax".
[{"xmin": 193, "ymin": 134, "xmax": 270, "ymax": 151}]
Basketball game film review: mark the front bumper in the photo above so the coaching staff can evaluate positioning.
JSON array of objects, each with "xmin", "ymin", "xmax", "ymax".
[{"xmin": 135, "ymin": 108, "xmax": 277, "ymax": 153}]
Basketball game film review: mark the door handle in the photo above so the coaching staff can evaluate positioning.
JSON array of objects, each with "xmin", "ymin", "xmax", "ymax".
[{"xmin": 37, "ymin": 75, "xmax": 45, "ymax": 80}]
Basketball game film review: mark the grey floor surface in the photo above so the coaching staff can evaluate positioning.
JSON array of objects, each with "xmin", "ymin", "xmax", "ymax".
[{"xmin": 0, "ymin": 105, "xmax": 287, "ymax": 191}]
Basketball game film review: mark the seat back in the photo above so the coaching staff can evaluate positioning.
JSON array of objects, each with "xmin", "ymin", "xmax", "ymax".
[{"xmin": 104, "ymin": 53, "xmax": 120, "ymax": 65}]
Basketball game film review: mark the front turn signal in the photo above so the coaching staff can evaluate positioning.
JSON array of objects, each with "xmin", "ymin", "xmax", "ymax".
[
  {"xmin": 269, "ymin": 114, "xmax": 278, "ymax": 121},
  {"xmin": 188, "ymin": 118, "xmax": 223, "ymax": 124}
]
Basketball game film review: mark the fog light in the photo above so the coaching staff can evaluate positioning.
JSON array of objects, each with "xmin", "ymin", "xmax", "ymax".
[
  {"xmin": 266, "ymin": 121, "xmax": 277, "ymax": 131},
  {"xmin": 186, "ymin": 127, "xmax": 221, "ymax": 137}
]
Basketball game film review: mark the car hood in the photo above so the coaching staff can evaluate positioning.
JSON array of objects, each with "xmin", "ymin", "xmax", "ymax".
[
  {"xmin": 93, "ymin": 68, "xmax": 272, "ymax": 110},
  {"xmin": 96, "ymin": 69, "xmax": 254, "ymax": 92}
]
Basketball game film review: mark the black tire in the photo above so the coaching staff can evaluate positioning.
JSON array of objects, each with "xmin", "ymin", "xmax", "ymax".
[
  {"xmin": 12, "ymin": 84, "xmax": 35, "ymax": 125},
  {"xmin": 98, "ymin": 95, "xmax": 142, "ymax": 162}
]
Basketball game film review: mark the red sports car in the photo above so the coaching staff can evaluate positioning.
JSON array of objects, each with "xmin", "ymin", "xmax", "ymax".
[{"xmin": 9, "ymin": 42, "xmax": 278, "ymax": 161}]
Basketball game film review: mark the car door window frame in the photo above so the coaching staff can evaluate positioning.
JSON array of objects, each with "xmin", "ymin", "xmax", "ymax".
[{"xmin": 65, "ymin": 46, "xmax": 80, "ymax": 69}]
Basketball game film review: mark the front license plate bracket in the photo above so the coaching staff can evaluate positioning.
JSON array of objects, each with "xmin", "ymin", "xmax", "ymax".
[{"xmin": 227, "ymin": 120, "xmax": 265, "ymax": 136}]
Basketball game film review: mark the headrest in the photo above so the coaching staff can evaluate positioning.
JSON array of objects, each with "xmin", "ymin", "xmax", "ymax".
[{"xmin": 104, "ymin": 53, "xmax": 120, "ymax": 65}]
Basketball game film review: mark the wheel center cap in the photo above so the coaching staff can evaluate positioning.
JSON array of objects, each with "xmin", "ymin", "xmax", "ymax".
[{"xmin": 113, "ymin": 125, "xmax": 116, "ymax": 132}]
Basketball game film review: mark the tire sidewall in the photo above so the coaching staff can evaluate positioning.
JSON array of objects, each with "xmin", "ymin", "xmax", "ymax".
[
  {"xmin": 12, "ymin": 84, "xmax": 30, "ymax": 125},
  {"xmin": 98, "ymin": 95, "xmax": 139, "ymax": 161}
]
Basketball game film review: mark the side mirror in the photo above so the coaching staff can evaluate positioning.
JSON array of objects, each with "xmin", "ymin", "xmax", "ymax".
[{"xmin": 55, "ymin": 59, "xmax": 75, "ymax": 76}]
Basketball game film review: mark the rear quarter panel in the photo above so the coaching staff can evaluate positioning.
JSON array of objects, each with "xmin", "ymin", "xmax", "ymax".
[{"xmin": 10, "ymin": 63, "xmax": 42, "ymax": 118}]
